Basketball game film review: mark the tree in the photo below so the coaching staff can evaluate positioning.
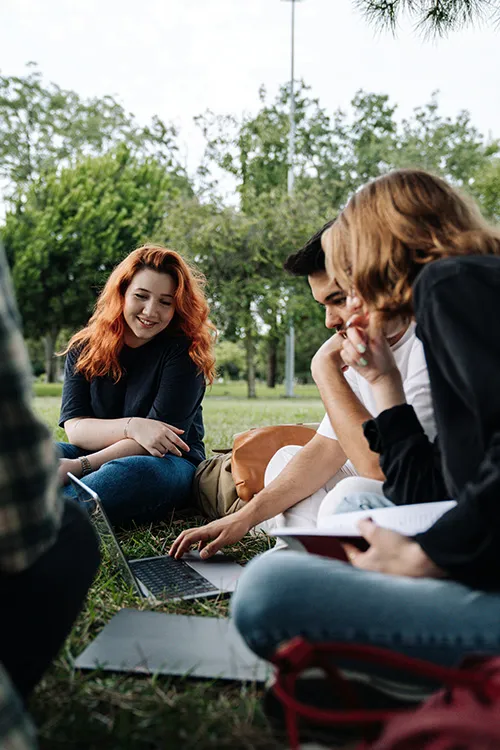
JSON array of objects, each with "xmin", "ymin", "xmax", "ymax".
[
  {"xmin": 195, "ymin": 85, "xmax": 496, "ymax": 391},
  {"xmin": 356, "ymin": 0, "xmax": 499, "ymax": 36},
  {"xmin": 0, "ymin": 64, "xmax": 184, "ymax": 203},
  {"xmin": 163, "ymin": 187, "xmax": 329, "ymax": 396},
  {"xmin": 214, "ymin": 340, "xmax": 246, "ymax": 380},
  {"xmin": 470, "ymin": 158, "xmax": 500, "ymax": 222},
  {"xmin": 164, "ymin": 199, "xmax": 271, "ymax": 398},
  {"xmin": 196, "ymin": 81, "xmax": 345, "ymax": 212},
  {"xmin": 394, "ymin": 93, "xmax": 498, "ymax": 184},
  {"xmin": 2, "ymin": 146, "xmax": 185, "ymax": 380}
]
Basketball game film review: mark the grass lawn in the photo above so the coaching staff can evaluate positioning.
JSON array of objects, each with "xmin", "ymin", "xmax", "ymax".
[{"xmin": 31, "ymin": 386, "xmax": 325, "ymax": 750}]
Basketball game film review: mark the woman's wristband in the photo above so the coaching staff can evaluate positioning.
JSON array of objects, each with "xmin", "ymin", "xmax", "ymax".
[
  {"xmin": 124, "ymin": 416, "xmax": 133, "ymax": 439},
  {"xmin": 78, "ymin": 455, "xmax": 93, "ymax": 477}
]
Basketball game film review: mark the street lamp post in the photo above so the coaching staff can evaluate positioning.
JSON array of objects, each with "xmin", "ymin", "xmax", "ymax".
[
  {"xmin": 286, "ymin": 0, "xmax": 297, "ymax": 194},
  {"xmin": 282, "ymin": 0, "xmax": 302, "ymax": 397}
]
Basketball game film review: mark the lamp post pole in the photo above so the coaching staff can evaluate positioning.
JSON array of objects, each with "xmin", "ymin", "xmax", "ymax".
[
  {"xmin": 287, "ymin": 0, "xmax": 297, "ymax": 194},
  {"xmin": 282, "ymin": 0, "xmax": 301, "ymax": 397}
]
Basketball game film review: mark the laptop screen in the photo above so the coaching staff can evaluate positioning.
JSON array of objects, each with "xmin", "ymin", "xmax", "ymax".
[{"xmin": 68, "ymin": 473, "xmax": 143, "ymax": 597}]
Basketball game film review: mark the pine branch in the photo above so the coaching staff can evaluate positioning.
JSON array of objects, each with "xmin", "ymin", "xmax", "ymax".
[{"xmin": 355, "ymin": 0, "xmax": 500, "ymax": 37}]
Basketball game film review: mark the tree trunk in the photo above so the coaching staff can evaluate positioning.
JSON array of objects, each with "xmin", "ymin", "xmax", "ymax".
[
  {"xmin": 267, "ymin": 338, "xmax": 278, "ymax": 388},
  {"xmin": 245, "ymin": 330, "xmax": 257, "ymax": 399},
  {"xmin": 44, "ymin": 327, "xmax": 60, "ymax": 383}
]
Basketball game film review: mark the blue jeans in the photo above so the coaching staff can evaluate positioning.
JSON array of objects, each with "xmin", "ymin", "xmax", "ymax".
[
  {"xmin": 231, "ymin": 492, "xmax": 500, "ymax": 672},
  {"xmin": 57, "ymin": 442, "xmax": 196, "ymax": 527}
]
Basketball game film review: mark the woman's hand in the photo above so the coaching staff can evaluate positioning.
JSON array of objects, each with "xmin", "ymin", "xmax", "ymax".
[
  {"xmin": 169, "ymin": 513, "xmax": 253, "ymax": 560},
  {"xmin": 127, "ymin": 417, "xmax": 190, "ymax": 458},
  {"xmin": 58, "ymin": 458, "xmax": 83, "ymax": 486},
  {"xmin": 340, "ymin": 314, "xmax": 407, "ymax": 411},
  {"xmin": 343, "ymin": 519, "xmax": 446, "ymax": 578}
]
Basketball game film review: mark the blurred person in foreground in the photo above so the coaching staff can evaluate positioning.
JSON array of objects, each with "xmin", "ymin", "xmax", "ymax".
[{"xmin": 0, "ymin": 241, "xmax": 100, "ymax": 748}]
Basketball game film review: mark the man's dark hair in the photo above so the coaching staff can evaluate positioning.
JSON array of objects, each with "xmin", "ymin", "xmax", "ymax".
[{"xmin": 283, "ymin": 219, "xmax": 336, "ymax": 277}]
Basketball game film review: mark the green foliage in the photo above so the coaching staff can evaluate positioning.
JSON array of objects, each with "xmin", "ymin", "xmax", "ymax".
[
  {"xmin": 163, "ymin": 187, "xmax": 329, "ymax": 394},
  {"xmin": 470, "ymin": 158, "xmax": 500, "ymax": 222},
  {"xmin": 3, "ymin": 146, "xmax": 183, "ymax": 342},
  {"xmin": 356, "ymin": 0, "xmax": 498, "ymax": 37},
  {"xmin": 196, "ymin": 81, "xmax": 345, "ymax": 211},
  {"xmin": 3, "ymin": 69, "xmax": 498, "ymax": 389},
  {"xmin": 0, "ymin": 64, "xmax": 187, "ymax": 203},
  {"xmin": 394, "ymin": 94, "xmax": 497, "ymax": 185},
  {"xmin": 215, "ymin": 340, "xmax": 247, "ymax": 380},
  {"xmin": 192, "ymin": 85, "xmax": 496, "ymax": 392}
]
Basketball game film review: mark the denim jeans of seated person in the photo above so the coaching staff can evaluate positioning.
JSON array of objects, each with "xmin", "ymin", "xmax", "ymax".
[
  {"xmin": 56, "ymin": 442, "xmax": 196, "ymax": 528},
  {"xmin": 231, "ymin": 493, "xmax": 500, "ymax": 683}
]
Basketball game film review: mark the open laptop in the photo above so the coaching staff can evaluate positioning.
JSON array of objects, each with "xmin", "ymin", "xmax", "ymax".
[{"xmin": 68, "ymin": 473, "xmax": 243, "ymax": 603}]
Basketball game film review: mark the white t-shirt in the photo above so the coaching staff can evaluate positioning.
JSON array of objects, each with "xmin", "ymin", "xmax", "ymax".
[{"xmin": 317, "ymin": 323, "xmax": 436, "ymax": 459}]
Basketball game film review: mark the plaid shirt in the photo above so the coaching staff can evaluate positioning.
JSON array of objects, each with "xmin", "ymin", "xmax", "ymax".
[
  {"xmin": 0, "ymin": 241, "xmax": 62, "ymax": 748},
  {"xmin": 0, "ymin": 242, "xmax": 62, "ymax": 573}
]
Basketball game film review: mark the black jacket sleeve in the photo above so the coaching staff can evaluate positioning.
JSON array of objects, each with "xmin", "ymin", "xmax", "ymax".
[
  {"xmin": 411, "ymin": 260, "xmax": 500, "ymax": 588},
  {"xmin": 363, "ymin": 404, "xmax": 449, "ymax": 506}
]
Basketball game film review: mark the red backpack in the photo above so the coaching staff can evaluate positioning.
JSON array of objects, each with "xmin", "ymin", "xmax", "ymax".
[{"xmin": 271, "ymin": 637, "xmax": 500, "ymax": 750}]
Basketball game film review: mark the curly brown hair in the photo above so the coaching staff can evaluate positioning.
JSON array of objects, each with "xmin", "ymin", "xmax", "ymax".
[{"xmin": 324, "ymin": 169, "xmax": 500, "ymax": 321}]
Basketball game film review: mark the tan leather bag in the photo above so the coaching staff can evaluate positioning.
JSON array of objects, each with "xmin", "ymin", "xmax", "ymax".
[{"xmin": 231, "ymin": 424, "xmax": 317, "ymax": 503}]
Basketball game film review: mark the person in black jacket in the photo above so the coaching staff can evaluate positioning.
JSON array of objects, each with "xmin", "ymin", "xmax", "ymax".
[
  {"xmin": 231, "ymin": 169, "xmax": 500, "ymax": 675},
  {"xmin": 57, "ymin": 245, "xmax": 216, "ymax": 527}
]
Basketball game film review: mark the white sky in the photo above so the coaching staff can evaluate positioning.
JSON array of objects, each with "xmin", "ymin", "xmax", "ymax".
[{"xmin": 1, "ymin": 0, "xmax": 499, "ymax": 177}]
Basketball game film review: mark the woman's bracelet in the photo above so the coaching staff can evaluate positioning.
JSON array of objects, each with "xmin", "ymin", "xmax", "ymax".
[
  {"xmin": 79, "ymin": 455, "xmax": 93, "ymax": 477},
  {"xmin": 124, "ymin": 416, "xmax": 133, "ymax": 439}
]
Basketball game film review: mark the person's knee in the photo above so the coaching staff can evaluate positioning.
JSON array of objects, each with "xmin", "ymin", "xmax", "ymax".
[
  {"xmin": 319, "ymin": 477, "xmax": 390, "ymax": 520},
  {"xmin": 335, "ymin": 476, "xmax": 381, "ymax": 498},
  {"xmin": 317, "ymin": 477, "xmax": 362, "ymax": 518},
  {"xmin": 231, "ymin": 552, "xmax": 300, "ymax": 640}
]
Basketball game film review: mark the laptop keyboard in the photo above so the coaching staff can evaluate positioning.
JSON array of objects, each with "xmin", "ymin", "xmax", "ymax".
[{"xmin": 130, "ymin": 556, "xmax": 219, "ymax": 599}]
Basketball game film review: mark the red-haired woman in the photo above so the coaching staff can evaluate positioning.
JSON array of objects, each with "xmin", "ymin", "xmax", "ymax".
[{"xmin": 57, "ymin": 245, "xmax": 216, "ymax": 527}]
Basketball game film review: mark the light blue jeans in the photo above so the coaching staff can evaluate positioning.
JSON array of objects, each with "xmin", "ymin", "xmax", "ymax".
[
  {"xmin": 232, "ymin": 492, "xmax": 500, "ymax": 672},
  {"xmin": 57, "ymin": 442, "xmax": 196, "ymax": 527}
]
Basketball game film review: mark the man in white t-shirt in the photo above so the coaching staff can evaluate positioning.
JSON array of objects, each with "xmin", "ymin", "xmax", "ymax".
[{"xmin": 169, "ymin": 222, "xmax": 437, "ymax": 560}]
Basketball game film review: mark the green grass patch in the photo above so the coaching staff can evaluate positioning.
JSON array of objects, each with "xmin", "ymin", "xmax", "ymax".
[
  {"xmin": 33, "ymin": 379, "xmax": 319, "ymax": 401},
  {"xmin": 207, "ymin": 381, "xmax": 320, "ymax": 400},
  {"xmin": 33, "ymin": 381, "xmax": 64, "ymax": 397},
  {"xmin": 30, "ymin": 393, "xmax": 324, "ymax": 749}
]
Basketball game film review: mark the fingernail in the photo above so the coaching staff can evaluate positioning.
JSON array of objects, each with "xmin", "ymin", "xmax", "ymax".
[
  {"xmin": 357, "ymin": 343, "xmax": 367, "ymax": 354},
  {"xmin": 359, "ymin": 357, "xmax": 368, "ymax": 367},
  {"xmin": 200, "ymin": 549, "xmax": 208, "ymax": 559}
]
